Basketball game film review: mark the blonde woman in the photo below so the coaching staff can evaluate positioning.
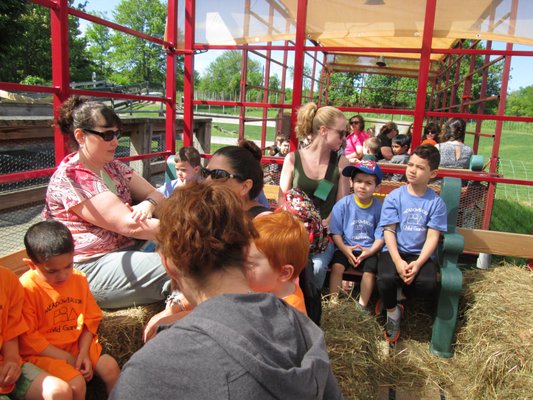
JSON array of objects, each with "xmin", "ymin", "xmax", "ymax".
[{"xmin": 279, "ymin": 102, "xmax": 350, "ymax": 289}]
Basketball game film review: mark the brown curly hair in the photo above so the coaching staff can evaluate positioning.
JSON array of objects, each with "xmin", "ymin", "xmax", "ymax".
[{"xmin": 157, "ymin": 181, "xmax": 258, "ymax": 282}]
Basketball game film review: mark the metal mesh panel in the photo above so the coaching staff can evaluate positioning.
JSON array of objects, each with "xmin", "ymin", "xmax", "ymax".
[
  {"xmin": 0, "ymin": 203, "xmax": 43, "ymax": 257},
  {"xmin": 0, "ymin": 139, "xmax": 55, "ymax": 193}
]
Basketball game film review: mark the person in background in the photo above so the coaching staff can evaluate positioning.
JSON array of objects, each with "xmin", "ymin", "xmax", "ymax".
[
  {"xmin": 436, "ymin": 118, "xmax": 473, "ymax": 169},
  {"xmin": 44, "ymin": 96, "xmax": 170, "ymax": 309},
  {"xmin": 388, "ymin": 134, "xmax": 411, "ymax": 182},
  {"xmin": 206, "ymin": 140, "xmax": 271, "ymax": 217},
  {"xmin": 20, "ymin": 221, "xmax": 120, "ymax": 398},
  {"xmin": 246, "ymin": 211, "xmax": 310, "ymax": 315},
  {"xmin": 362, "ymin": 137, "xmax": 381, "ymax": 161},
  {"xmin": 279, "ymin": 102, "xmax": 350, "ymax": 289},
  {"xmin": 0, "ymin": 266, "xmax": 71, "ymax": 400},
  {"xmin": 264, "ymin": 135, "xmax": 290, "ymax": 185},
  {"xmin": 157, "ymin": 146, "xmax": 203, "ymax": 197},
  {"xmin": 111, "ymin": 182, "xmax": 342, "ymax": 400},
  {"xmin": 376, "ymin": 121, "xmax": 399, "ymax": 161},
  {"xmin": 344, "ymin": 115, "xmax": 369, "ymax": 163},
  {"xmin": 377, "ymin": 145, "xmax": 447, "ymax": 343},
  {"xmin": 328, "ymin": 161, "xmax": 384, "ymax": 311},
  {"xmin": 421, "ymin": 122, "xmax": 441, "ymax": 146}
]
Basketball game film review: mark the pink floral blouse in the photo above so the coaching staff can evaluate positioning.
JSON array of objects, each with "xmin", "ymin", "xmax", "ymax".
[{"xmin": 43, "ymin": 152, "xmax": 135, "ymax": 262}]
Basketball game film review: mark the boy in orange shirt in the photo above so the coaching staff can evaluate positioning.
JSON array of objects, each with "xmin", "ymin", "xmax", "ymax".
[
  {"xmin": 246, "ymin": 211, "xmax": 309, "ymax": 315},
  {"xmin": 1, "ymin": 266, "xmax": 71, "ymax": 399},
  {"xmin": 19, "ymin": 221, "xmax": 120, "ymax": 399}
]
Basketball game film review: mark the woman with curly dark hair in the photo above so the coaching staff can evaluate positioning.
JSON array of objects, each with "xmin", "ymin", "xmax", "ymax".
[
  {"xmin": 112, "ymin": 182, "xmax": 341, "ymax": 400},
  {"xmin": 44, "ymin": 96, "xmax": 170, "ymax": 309}
]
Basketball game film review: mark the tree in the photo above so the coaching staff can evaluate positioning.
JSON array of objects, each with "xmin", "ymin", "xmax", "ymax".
[
  {"xmin": 109, "ymin": 0, "xmax": 167, "ymax": 85},
  {"xmin": 0, "ymin": 1, "xmax": 94, "ymax": 83},
  {"xmin": 506, "ymin": 86, "xmax": 533, "ymax": 116},
  {"xmin": 85, "ymin": 12, "xmax": 113, "ymax": 79},
  {"xmin": 197, "ymin": 51, "xmax": 263, "ymax": 99},
  {"xmin": 0, "ymin": 0, "xmax": 29, "ymax": 81}
]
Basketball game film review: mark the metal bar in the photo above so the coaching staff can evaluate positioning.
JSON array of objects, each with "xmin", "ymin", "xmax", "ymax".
[
  {"xmin": 165, "ymin": 0, "xmax": 178, "ymax": 153},
  {"xmin": 288, "ymin": 0, "xmax": 308, "ymax": 151},
  {"xmin": 183, "ymin": 0, "xmax": 195, "ymax": 147},
  {"xmin": 0, "ymin": 151, "xmax": 172, "ymax": 184},
  {"xmin": 71, "ymin": 89, "xmax": 164, "ymax": 102},
  {"xmin": 411, "ymin": 0, "xmax": 437, "ymax": 149},
  {"xmin": 0, "ymin": 82, "xmax": 58, "ymax": 94},
  {"xmin": 239, "ymin": 0, "xmax": 251, "ymax": 141},
  {"xmin": 67, "ymin": 8, "xmax": 172, "ymax": 47},
  {"xmin": 483, "ymin": 0, "xmax": 519, "ymax": 229},
  {"xmin": 50, "ymin": 0, "xmax": 70, "ymax": 164}
]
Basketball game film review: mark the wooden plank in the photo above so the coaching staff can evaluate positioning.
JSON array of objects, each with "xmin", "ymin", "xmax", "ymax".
[
  {"xmin": 0, "ymin": 249, "xmax": 28, "ymax": 277},
  {"xmin": 0, "ymin": 186, "xmax": 47, "ymax": 211},
  {"xmin": 458, "ymin": 227, "xmax": 533, "ymax": 259}
]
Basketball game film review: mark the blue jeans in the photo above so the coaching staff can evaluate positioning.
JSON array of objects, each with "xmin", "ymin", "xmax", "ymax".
[
  {"xmin": 311, "ymin": 241, "xmax": 335, "ymax": 290},
  {"xmin": 76, "ymin": 250, "xmax": 171, "ymax": 309}
]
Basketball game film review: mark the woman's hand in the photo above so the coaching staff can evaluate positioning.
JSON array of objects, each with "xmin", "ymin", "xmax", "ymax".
[{"xmin": 129, "ymin": 200, "xmax": 155, "ymax": 222}]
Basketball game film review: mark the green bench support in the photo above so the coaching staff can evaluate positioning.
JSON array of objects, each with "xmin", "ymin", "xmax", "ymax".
[
  {"xmin": 165, "ymin": 155, "xmax": 177, "ymax": 182},
  {"xmin": 431, "ymin": 177, "xmax": 464, "ymax": 358}
]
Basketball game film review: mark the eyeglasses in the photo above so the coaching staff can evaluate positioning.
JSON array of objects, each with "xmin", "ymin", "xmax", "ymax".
[
  {"xmin": 350, "ymin": 121, "xmax": 360, "ymax": 125},
  {"xmin": 83, "ymin": 128, "xmax": 122, "ymax": 141},
  {"xmin": 327, "ymin": 127, "xmax": 348, "ymax": 139},
  {"xmin": 203, "ymin": 168, "xmax": 244, "ymax": 181}
]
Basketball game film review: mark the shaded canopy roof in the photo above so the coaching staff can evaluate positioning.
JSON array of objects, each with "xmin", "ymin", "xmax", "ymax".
[{"xmin": 191, "ymin": 0, "xmax": 533, "ymax": 77}]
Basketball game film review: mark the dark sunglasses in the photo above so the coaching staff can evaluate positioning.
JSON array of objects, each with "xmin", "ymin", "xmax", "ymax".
[
  {"xmin": 83, "ymin": 128, "xmax": 122, "ymax": 141},
  {"xmin": 203, "ymin": 168, "xmax": 244, "ymax": 181},
  {"xmin": 350, "ymin": 120, "xmax": 360, "ymax": 125},
  {"xmin": 328, "ymin": 127, "xmax": 348, "ymax": 139}
]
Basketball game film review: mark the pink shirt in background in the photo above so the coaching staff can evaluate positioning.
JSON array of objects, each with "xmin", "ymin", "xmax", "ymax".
[{"xmin": 344, "ymin": 131, "xmax": 370, "ymax": 158}]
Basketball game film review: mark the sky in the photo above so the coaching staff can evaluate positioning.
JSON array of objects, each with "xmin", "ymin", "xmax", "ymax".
[{"xmin": 80, "ymin": 0, "xmax": 532, "ymax": 92}]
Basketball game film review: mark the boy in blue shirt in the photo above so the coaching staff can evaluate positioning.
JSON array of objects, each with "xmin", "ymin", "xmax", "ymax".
[
  {"xmin": 378, "ymin": 144, "xmax": 447, "ymax": 342},
  {"xmin": 328, "ymin": 161, "xmax": 384, "ymax": 311}
]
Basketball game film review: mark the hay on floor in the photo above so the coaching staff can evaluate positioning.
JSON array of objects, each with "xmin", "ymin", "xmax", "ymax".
[
  {"xmin": 323, "ymin": 264, "xmax": 533, "ymax": 400},
  {"xmin": 98, "ymin": 302, "xmax": 164, "ymax": 366}
]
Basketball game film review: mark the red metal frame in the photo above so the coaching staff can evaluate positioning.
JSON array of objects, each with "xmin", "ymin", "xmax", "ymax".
[{"xmin": 0, "ymin": 0, "xmax": 532, "ymax": 233}]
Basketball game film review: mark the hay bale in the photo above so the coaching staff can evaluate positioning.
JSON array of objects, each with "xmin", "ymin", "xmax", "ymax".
[
  {"xmin": 454, "ymin": 265, "xmax": 533, "ymax": 399},
  {"xmin": 98, "ymin": 302, "xmax": 164, "ymax": 367},
  {"xmin": 322, "ymin": 297, "xmax": 384, "ymax": 399},
  {"xmin": 323, "ymin": 265, "xmax": 533, "ymax": 400}
]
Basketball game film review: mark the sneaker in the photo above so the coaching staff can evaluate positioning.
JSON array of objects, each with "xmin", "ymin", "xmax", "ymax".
[{"xmin": 384, "ymin": 304, "xmax": 404, "ymax": 343}]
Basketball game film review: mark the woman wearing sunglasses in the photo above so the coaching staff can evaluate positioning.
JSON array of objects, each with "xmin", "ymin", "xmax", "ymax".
[
  {"xmin": 279, "ymin": 102, "xmax": 350, "ymax": 290},
  {"xmin": 344, "ymin": 115, "xmax": 369, "ymax": 163},
  {"xmin": 205, "ymin": 139, "xmax": 271, "ymax": 218},
  {"xmin": 43, "ymin": 96, "xmax": 170, "ymax": 309}
]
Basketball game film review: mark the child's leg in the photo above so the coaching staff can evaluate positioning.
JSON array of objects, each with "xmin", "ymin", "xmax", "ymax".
[
  {"xmin": 67, "ymin": 375, "xmax": 86, "ymax": 400},
  {"xmin": 376, "ymin": 252, "xmax": 403, "ymax": 311},
  {"xmin": 359, "ymin": 272, "xmax": 375, "ymax": 307},
  {"xmin": 26, "ymin": 372, "xmax": 72, "ymax": 400},
  {"xmin": 358, "ymin": 255, "xmax": 378, "ymax": 307},
  {"xmin": 403, "ymin": 257, "xmax": 439, "ymax": 300},
  {"xmin": 328, "ymin": 262, "xmax": 346, "ymax": 298},
  {"xmin": 94, "ymin": 354, "xmax": 120, "ymax": 394}
]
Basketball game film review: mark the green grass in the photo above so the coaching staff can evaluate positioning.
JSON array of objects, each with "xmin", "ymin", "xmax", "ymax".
[{"xmin": 211, "ymin": 122, "xmax": 276, "ymax": 142}]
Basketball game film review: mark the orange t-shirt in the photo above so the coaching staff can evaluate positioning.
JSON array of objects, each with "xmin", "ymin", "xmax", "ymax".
[
  {"xmin": 19, "ymin": 269, "xmax": 103, "ymax": 360},
  {"xmin": 283, "ymin": 283, "xmax": 307, "ymax": 315},
  {"xmin": 0, "ymin": 267, "xmax": 28, "ymax": 363}
]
